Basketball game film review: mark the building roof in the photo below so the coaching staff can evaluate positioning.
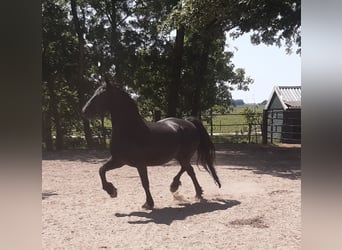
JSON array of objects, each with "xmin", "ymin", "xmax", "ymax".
[{"xmin": 265, "ymin": 86, "xmax": 301, "ymax": 110}]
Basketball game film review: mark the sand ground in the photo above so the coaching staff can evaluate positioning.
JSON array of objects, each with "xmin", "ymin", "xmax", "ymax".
[{"xmin": 42, "ymin": 143, "xmax": 301, "ymax": 249}]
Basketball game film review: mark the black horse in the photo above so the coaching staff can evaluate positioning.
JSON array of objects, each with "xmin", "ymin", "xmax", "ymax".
[{"xmin": 82, "ymin": 82, "xmax": 221, "ymax": 209}]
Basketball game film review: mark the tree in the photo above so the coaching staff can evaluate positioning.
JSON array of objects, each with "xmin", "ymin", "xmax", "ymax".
[
  {"xmin": 168, "ymin": 0, "xmax": 301, "ymax": 54},
  {"xmin": 167, "ymin": 24, "xmax": 185, "ymax": 117},
  {"xmin": 242, "ymin": 106, "xmax": 262, "ymax": 143},
  {"xmin": 178, "ymin": 27, "xmax": 253, "ymax": 117},
  {"xmin": 70, "ymin": 0, "xmax": 95, "ymax": 148},
  {"xmin": 42, "ymin": 0, "xmax": 79, "ymax": 150},
  {"xmin": 44, "ymin": 0, "xmax": 288, "ymax": 149},
  {"xmin": 162, "ymin": 0, "xmax": 300, "ymax": 119}
]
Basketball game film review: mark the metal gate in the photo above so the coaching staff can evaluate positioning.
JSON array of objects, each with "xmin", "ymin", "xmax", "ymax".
[{"xmin": 262, "ymin": 109, "xmax": 301, "ymax": 144}]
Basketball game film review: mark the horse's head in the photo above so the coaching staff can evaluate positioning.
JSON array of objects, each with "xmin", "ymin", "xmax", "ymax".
[
  {"xmin": 82, "ymin": 82, "xmax": 140, "ymax": 121},
  {"xmin": 82, "ymin": 82, "xmax": 113, "ymax": 118}
]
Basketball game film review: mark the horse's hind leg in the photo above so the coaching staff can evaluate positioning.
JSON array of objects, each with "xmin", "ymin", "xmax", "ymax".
[
  {"xmin": 99, "ymin": 157, "xmax": 122, "ymax": 198},
  {"xmin": 170, "ymin": 166, "xmax": 186, "ymax": 193},
  {"xmin": 137, "ymin": 165, "xmax": 154, "ymax": 210},
  {"xmin": 181, "ymin": 161, "xmax": 204, "ymax": 200}
]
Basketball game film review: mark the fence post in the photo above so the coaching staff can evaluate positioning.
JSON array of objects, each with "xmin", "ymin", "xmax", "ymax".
[{"xmin": 262, "ymin": 109, "xmax": 268, "ymax": 144}]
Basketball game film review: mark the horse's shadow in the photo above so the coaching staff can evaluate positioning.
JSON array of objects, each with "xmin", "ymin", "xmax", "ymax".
[{"xmin": 115, "ymin": 198, "xmax": 240, "ymax": 225}]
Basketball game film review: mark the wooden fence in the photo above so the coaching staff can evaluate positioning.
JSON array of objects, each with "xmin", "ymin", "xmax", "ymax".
[
  {"xmin": 54, "ymin": 110, "xmax": 301, "ymax": 149},
  {"xmin": 201, "ymin": 113, "xmax": 263, "ymax": 143}
]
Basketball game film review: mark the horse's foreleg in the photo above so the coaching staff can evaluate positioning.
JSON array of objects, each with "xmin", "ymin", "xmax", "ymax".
[
  {"xmin": 137, "ymin": 166, "xmax": 154, "ymax": 209},
  {"xmin": 99, "ymin": 157, "xmax": 122, "ymax": 198}
]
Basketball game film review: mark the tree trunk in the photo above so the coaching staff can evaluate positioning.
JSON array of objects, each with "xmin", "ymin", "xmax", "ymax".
[
  {"xmin": 167, "ymin": 26, "xmax": 185, "ymax": 117},
  {"xmin": 153, "ymin": 109, "xmax": 161, "ymax": 122},
  {"xmin": 70, "ymin": 0, "xmax": 94, "ymax": 148},
  {"xmin": 209, "ymin": 108, "xmax": 213, "ymax": 136},
  {"xmin": 100, "ymin": 114, "xmax": 107, "ymax": 148},
  {"xmin": 42, "ymin": 111, "xmax": 53, "ymax": 151},
  {"xmin": 191, "ymin": 36, "xmax": 211, "ymax": 118},
  {"xmin": 83, "ymin": 118, "xmax": 93, "ymax": 147},
  {"xmin": 110, "ymin": 0, "xmax": 120, "ymax": 81},
  {"xmin": 46, "ymin": 79, "xmax": 64, "ymax": 150},
  {"xmin": 248, "ymin": 124, "xmax": 252, "ymax": 143}
]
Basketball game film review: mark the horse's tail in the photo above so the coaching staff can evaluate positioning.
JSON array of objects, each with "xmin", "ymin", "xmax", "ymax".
[{"xmin": 187, "ymin": 117, "xmax": 221, "ymax": 188}]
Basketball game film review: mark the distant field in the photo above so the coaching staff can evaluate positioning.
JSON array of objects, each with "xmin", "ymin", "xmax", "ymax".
[
  {"xmin": 228, "ymin": 105, "xmax": 264, "ymax": 114},
  {"xmin": 203, "ymin": 105, "xmax": 264, "ymax": 134}
]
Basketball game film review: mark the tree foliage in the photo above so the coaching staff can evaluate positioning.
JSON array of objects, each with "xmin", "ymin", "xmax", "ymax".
[
  {"xmin": 166, "ymin": 0, "xmax": 301, "ymax": 54},
  {"xmin": 242, "ymin": 106, "xmax": 263, "ymax": 143},
  {"xmin": 42, "ymin": 0, "xmax": 300, "ymax": 149}
]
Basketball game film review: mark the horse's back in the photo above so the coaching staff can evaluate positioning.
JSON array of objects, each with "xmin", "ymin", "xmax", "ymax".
[
  {"xmin": 154, "ymin": 117, "xmax": 200, "ymax": 160},
  {"xmin": 156, "ymin": 117, "xmax": 196, "ymax": 130},
  {"xmin": 151, "ymin": 117, "xmax": 199, "ymax": 139}
]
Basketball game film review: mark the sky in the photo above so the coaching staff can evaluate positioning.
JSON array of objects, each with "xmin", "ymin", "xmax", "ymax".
[{"xmin": 226, "ymin": 33, "xmax": 301, "ymax": 104}]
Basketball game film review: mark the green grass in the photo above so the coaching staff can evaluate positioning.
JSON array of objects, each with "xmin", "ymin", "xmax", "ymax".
[
  {"xmin": 203, "ymin": 114, "xmax": 249, "ymax": 134},
  {"xmin": 203, "ymin": 105, "xmax": 263, "ymax": 135}
]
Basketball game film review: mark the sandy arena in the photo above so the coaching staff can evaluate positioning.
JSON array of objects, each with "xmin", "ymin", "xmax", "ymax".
[{"xmin": 42, "ymin": 143, "xmax": 301, "ymax": 249}]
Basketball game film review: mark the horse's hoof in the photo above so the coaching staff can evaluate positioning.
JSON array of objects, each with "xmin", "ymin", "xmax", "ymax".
[
  {"xmin": 170, "ymin": 186, "xmax": 177, "ymax": 193},
  {"xmin": 105, "ymin": 183, "xmax": 117, "ymax": 198},
  {"xmin": 142, "ymin": 202, "xmax": 154, "ymax": 210},
  {"xmin": 109, "ymin": 189, "xmax": 117, "ymax": 198},
  {"xmin": 170, "ymin": 181, "xmax": 181, "ymax": 193}
]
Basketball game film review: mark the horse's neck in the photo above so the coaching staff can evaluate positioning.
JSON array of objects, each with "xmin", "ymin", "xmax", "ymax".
[
  {"xmin": 110, "ymin": 108, "xmax": 148, "ymax": 136},
  {"xmin": 109, "ymin": 91, "xmax": 149, "ymax": 136}
]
